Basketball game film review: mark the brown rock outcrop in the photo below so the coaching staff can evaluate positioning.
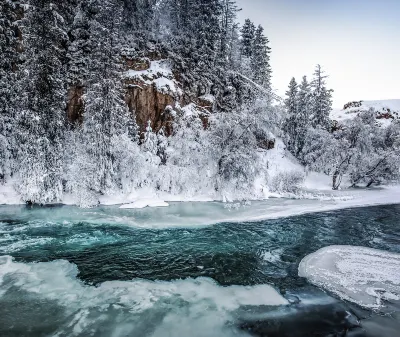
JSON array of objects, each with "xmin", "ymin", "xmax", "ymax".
[
  {"xmin": 67, "ymin": 86, "xmax": 84, "ymax": 125},
  {"xmin": 125, "ymin": 79, "xmax": 177, "ymax": 135},
  {"xmin": 123, "ymin": 57, "xmax": 151, "ymax": 71},
  {"xmin": 66, "ymin": 55, "xmax": 218, "ymax": 136}
]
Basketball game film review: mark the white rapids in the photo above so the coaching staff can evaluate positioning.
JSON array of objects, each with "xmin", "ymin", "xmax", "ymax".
[{"xmin": 0, "ymin": 256, "xmax": 288, "ymax": 337}]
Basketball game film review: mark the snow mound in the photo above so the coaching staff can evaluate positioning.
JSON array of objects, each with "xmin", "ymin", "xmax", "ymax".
[
  {"xmin": 299, "ymin": 246, "xmax": 400, "ymax": 309},
  {"xmin": 120, "ymin": 198, "xmax": 169, "ymax": 209}
]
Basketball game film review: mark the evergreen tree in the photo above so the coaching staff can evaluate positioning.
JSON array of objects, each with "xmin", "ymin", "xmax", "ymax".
[
  {"xmin": 251, "ymin": 25, "xmax": 272, "ymax": 89},
  {"xmin": 219, "ymin": 0, "xmax": 240, "ymax": 66},
  {"xmin": 192, "ymin": 0, "xmax": 223, "ymax": 70},
  {"xmin": 15, "ymin": 0, "xmax": 68, "ymax": 203},
  {"xmin": 171, "ymin": 0, "xmax": 224, "ymax": 96},
  {"xmin": 78, "ymin": 0, "xmax": 131, "ymax": 197},
  {"xmin": 226, "ymin": 22, "xmax": 241, "ymax": 71},
  {"xmin": 142, "ymin": 120, "xmax": 158, "ymax": 156},
  {"xmin": 121, "ymin": 0, "xmax": 155, "ymax": 45},
  {"xmin": 240, "ymin": 18, "xmax": 255, "ymax": 58},
  {"xmin": 67, "ymin": 1, "xmax": 97, "ymax": 88},
  {"xmin": 283, "ymin": 77, "xmax": 298, "ymax": 154},
  {"xmin": 310, "ymin": 64, "xmax": 333, "ymax": 130},
  {"xmin": 296, "ymin": 75, "xmax": 312, "ymax": 156}
]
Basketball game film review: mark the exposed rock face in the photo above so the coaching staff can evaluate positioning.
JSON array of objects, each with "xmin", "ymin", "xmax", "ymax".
[
  {"xmin": 67, "ymin": 86, "xmax": 84, "ymax": 125},
  {"xmin": 65, "ymin": 56, "xmax": 225, "ymax": 138},
  {"xmin": 123, "ymin": 57, "xmax": 151, "ymax": 71},
  {"xmin": 125, "ymin": 79, "xmax": 177, "ymax": 135},
  {"xmin": 123, "ymin": 57, "xmax": 187, "ymax": 136},
  {"xmin": 257, "ymin": 138, "xmax": 276, "ymax": 150},
  {"xmin": 343, "ymin": 101, "xmax": 363, "ymax": 110}
]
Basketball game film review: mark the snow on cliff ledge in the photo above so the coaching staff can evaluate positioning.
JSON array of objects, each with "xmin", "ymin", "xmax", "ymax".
[
  {"xmin": 331, "ymin": 99, "xmax": 400, "ymax": 126},
  {"xmin": 125, "ymin": 60, "xmax": 182, "ymax": 96}
]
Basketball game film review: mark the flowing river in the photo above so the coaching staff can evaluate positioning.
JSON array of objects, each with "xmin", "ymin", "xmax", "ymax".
[{"xmin": 0, "ymin": 202, "xmax": 399, "ymax": 337}]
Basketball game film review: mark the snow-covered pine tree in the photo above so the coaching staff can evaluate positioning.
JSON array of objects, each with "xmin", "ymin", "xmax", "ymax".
[
  {"xmin": 219, "ymin": 0, "xmax": 240, "ymax": 67},
  {"xmin": 166, "ymin": 0, "xmax": 190, "ymax": 37},
  {"xmin": 15, "ymin": 0, "xmax": 68, "ymax": 203},
  {"xmin": 0, "ymin": 0, "xmax": 20, "ymax": 183},
  {"xmin": 226, "ymin": 22, "xmax": 241, "ymax": 71},
  {"xmin": 121, "ymin": 0, "xmax": 156, "ymax": 48},
  {"xmin": 192, "ymin": 0, "xmax": 223, "ymax": 71},
  {"xmin": 240, "ymin": 18, "xmax": 255, "ymax": 58},
  {"xmin": 310, "ymin": 64, "xmax": 333, "ymax": 130},
  {"xmin": 77, "ymin": 0, "xmax": 131, "ymax": 199},
  {"xmin": 296, "ymin": 75, "xmax": 312, "ymax": 156},
  {"xmin": 251, "ymin": 25, "xmax": 272, "ymax": 90},
  {"xmin": 142, "ymin": 120, "xmax": 158, "ymax": 156},
  {"xmin": 283, "ymin": 77, "xmax": 298, "ymax": 154},
  {"xmin": 157, "ymin": 128, "xmax": 168, "ymax": 165},
  {"xmin": 164, "ymin": 0, "xmax": 221, "ymax": 97},
  {"xmin": 67, "ymin": 1, "xmax": 97, "ymax": 89}
]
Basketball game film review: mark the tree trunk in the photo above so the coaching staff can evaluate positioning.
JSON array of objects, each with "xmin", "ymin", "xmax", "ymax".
[
  {"xmin": 332, "ymin": 170, "xmax": 342, "ymax": 190},
  {"xmin": 366, "ymin": 180, "xmax": 374, "ymax": 188}
]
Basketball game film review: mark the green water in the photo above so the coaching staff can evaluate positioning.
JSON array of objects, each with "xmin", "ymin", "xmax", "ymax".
[{"xmin": 0, "ymin": 203, "xmax": 399, "ymax": 337}]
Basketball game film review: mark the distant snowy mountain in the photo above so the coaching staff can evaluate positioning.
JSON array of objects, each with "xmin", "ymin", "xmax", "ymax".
[{"xmin": 331, "ymin": 99, "xmax": 400, "ymax": 126}]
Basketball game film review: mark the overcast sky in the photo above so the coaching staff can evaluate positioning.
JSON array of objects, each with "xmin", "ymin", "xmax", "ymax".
[{"xmin": 236, "ymin": 0, "xmax": 400, "ymax": 108}]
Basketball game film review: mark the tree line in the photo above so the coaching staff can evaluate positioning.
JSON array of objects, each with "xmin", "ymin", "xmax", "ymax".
[
  {"xmin": 0, "ymin": 0, "xmax": 275, "ymax": 205},
  {"xmin": 283, "ymin": 66, "xmax": 400, "ymax": 189}
]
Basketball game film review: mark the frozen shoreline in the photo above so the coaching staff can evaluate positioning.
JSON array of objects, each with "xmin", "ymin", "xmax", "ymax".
[{"xmin": 1, "ymin": 184, "xmax": 399, "ymax": 228}]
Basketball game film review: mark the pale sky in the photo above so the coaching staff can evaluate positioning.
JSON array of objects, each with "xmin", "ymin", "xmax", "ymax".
[{"xmin": 236, "ymin": 0, "xmax": 400, "ymax": 108}]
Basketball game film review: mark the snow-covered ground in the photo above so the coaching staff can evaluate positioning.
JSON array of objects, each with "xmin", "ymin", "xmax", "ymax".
[
  {"xmin": 331, "ymin": 99, "xmax": 400, "ymax": 126},
  {"xmin": 299, "ymin": 246, "xmax": 400, "ymax": 309},
  {"xmin": 1, "ymin": 185, "xmax": 400, "ymax": 229}
]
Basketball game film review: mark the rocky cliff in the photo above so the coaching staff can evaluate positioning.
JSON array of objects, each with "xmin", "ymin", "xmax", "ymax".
[{"xmin": 66, "ymin": 55, "xmax": 215, "ymax": 136}]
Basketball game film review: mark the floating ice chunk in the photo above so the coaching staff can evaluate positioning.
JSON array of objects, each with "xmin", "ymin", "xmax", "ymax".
[
  {"xmin": 120, "ymin": 199, "xmax": 169, "ymax": 209},
  {"xmin": 298, "ymin": 246, "xmax": 400, "ymax": 309}
]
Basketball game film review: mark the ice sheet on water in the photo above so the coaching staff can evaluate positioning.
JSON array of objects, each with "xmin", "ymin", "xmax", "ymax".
[
  {"xmin": 1, "ymin": 185, "xmax": 400, "ymax": 230},
  {"xmin": 0, "ymin": 256, "xmax": 288, "ymax": 336},
  {"xmin": 120, "ymin": 198, "xmax": 169, "ymax": 209},
  {"xmin": 298, "ymin": 245, "xmax": 400, "ymax": 309}
]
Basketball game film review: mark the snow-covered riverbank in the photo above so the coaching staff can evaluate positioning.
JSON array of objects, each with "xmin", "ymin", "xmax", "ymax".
[{"xmin": 1, "ymin": 185, "xmax": 399, "ymax": 229}]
